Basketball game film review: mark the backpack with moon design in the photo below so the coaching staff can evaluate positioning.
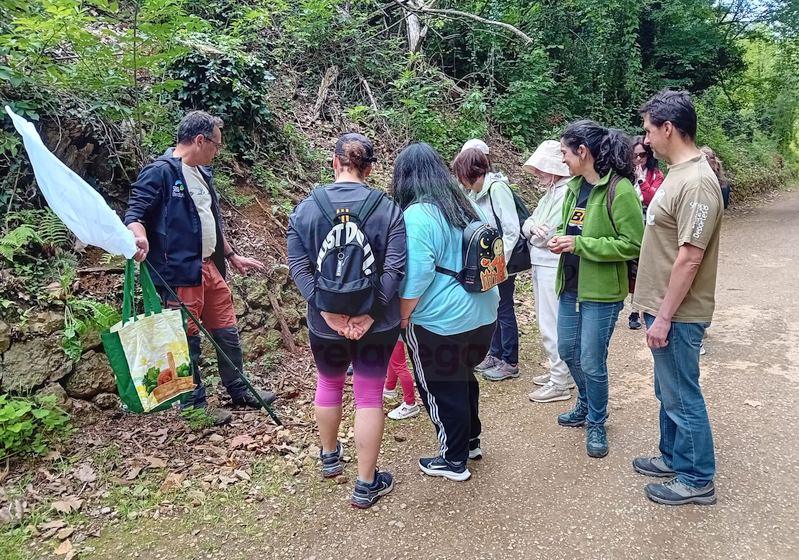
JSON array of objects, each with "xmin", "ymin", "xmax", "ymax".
[{"xmin": 435, "ymin": 220, "xmax": 506, "ymax": 293}]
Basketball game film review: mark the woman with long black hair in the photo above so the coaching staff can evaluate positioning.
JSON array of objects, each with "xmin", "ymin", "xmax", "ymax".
[
  {"xmin": 548, "ymin": 121, "xmax": 644, "ymax": 459},
  {"xmin": 393, "ymin": 143, "xmax": 499, "ymax": 483}
]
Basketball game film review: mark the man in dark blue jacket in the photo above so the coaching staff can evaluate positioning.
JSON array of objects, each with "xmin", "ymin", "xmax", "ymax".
[{"xmin": 125, "ymin": 111, "xmax": 276, "ymax": 425}]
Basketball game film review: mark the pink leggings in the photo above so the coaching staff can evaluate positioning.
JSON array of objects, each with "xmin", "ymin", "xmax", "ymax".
[
  {"xmin": 310, "ymin": 328, "xmax": 400, "ymax": 409},
  {"xmin": 385, "ymin": 341, "xmax": 416, "ymax": 405}
]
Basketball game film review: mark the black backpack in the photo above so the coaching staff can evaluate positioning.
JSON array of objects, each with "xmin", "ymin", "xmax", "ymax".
[
  {"xmin": 311, "ymin": 187, "xmax": 385, "ymax": 316},
  {"xmin": 487, "ymin": 180, "xmax": 532, "ymax": 275},
  {"xmin": 435, "ymin": 219, "xmax": 506, "ymax": 293},
  {"xmin": 607, "ymin": 175, "xmax": 638, "ymax": 293}
]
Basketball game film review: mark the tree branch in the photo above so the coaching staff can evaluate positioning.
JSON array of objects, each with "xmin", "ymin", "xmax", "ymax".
[{"xmin": 393, "ymin": 1, "xmax": 533, "ymax": 44}]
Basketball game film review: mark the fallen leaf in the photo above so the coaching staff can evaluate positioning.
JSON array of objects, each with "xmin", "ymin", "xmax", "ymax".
[
  {"xmin": 144, "ymin": 456, "xmax": 167, "ymax": 469},
  {"xmin": 744, "ymin": 400, "xmax": 762, "ymax": 408},
  {"xmin": 53, "ymin": 539, "xmax": 73, "ymax": 555},
  {"xmin": 125, "ymin": 467, "xmax": 142, "ymax": 481},
  {"xmin": 44, "ymin": 451, "xmax": 62, "ymax": 461},
  {"xmin": 234, "ymin": 470, "xmax": 251, "ymax": 482},
  {"xmin": 74, "ymin": 464, "xmax": 97, "ymax": 483},
  {"xmin": 393, "ymin": 434, "xmax": 407, "ymax": 442},
  {"xmin": 229, "ymin": 435, "xmax": 255, "ymax": 449},
  {"xmin": 26, "ymin": 525, "xmax": 40, "ymax": 537},
  {"xmin": 51, "ymin": 496, "xmax": 84, "ymax": 514},
  {"xmin": 39, "ymin": 520, "xmax": 67, "ymax": 530},
  {"xmin": 64, "ymin": 551, "xmax": 77, "ymax": 560},
  {"xmin": 56, "ymin": 527, "xmax": 74, "ymax": 540},
  {"xmin": 159, "ymin": 472, "xmax": 185, "ymax": 494}
]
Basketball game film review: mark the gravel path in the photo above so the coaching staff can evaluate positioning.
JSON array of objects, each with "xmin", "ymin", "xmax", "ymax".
[{"xmin": 86, "ymin": 189, "xmax": 799, "ymax": 560}]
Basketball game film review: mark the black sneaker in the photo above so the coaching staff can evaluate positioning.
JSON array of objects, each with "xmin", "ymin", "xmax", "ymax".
[
  {"xmin": 231, "ymin": 390, "xmax": 277, "ymax": 409},
  {"xmin": 468, "ymin": 438, "xmax": 482, "ymax": 460},
  {"xmin": 320, "ymin": 441, "xmax": 344, "ymax": 478},
  {"xmin": 645, "ymin": 478, "xmax": 716, "ymax": 506},
  {"xmin": 350, "ymin": 470, "xmax": 394, "ymax": 508},
  {"xmin": 558, "ymin": 402, "xmax": 588, "ymax": 427},
  {"xmin": 629, "ymin": 311, "xmax": 642, "ymax": 330},
  {"xmin": 633, "ymin": 456, "xmax": 676, "ymax": 477},
  {"xmin": 418, "ymin": 456, "xmax": 471, "ymax": 481}
]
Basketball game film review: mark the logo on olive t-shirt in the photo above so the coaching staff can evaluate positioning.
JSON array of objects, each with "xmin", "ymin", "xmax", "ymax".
[{"xmin": 636, "ymin": 154, "xmax": 723, "ymax": 323}]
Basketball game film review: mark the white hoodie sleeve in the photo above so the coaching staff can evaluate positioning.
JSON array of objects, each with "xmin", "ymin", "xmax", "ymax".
[
  {"xmin": 523, "ymin": 182, "xmax": 567, "ymax": 250},
  {"xmin": 488, "ymin": 182, "xmax": 520, "ymax": 265}
]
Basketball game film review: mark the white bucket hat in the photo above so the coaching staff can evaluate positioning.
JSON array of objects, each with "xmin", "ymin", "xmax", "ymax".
[
  {"xmin": 523, "ymin": 140, "xmax": 570, "ymax": 177},
  {"xmin": 461, "ymin": 138, "xmax": 490, "ymax": 155}
]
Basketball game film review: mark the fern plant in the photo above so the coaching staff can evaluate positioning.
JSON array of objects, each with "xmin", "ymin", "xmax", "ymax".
[
  {"xmin": 39, "ymin": 208, "xmax": 70, "ymax": 248},
  {"xmin": 0, "ymin": 224, "xmax": 40, "ymax": 261}
]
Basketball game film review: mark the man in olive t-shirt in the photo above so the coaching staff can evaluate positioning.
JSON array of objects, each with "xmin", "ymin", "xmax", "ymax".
[{"xmin": 632, "ymin": 90, "xmax": 723, "ymax": 507}]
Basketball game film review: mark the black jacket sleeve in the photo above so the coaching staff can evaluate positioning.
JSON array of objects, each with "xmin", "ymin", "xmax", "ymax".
[
  {"xmin": 287, "ymin": 203, "xmax": 315, "ymax": 302},
  {"xmin": 124, "ymin": 163, "xmax": 165, "ymax": 227},
  {"xmin": 377, "ymin": 201, "xmax": 407, "ymax": 307}
]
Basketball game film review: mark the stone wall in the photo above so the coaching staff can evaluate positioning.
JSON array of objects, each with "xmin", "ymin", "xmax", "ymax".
[{"xmin": 0, "ymin": 264, "xmax": 307, "ymax": 425}]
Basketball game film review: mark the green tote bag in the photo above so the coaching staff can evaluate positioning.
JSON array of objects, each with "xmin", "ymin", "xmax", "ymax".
[{"xmin": 101, "ymin": 261, "xmax": 195, "ymax": 413}]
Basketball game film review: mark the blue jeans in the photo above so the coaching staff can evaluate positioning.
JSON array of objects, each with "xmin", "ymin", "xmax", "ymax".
[
  {"xmin": 490, "ymin": 275, "xmax": 519, "ymax": 365},
  {"xmin": 557, "ymin": 291, "xmax": 623, "ymax": 426},
  {"xmin": 644, "ymin": 314, "xmax": 715, "ymax": 487}
]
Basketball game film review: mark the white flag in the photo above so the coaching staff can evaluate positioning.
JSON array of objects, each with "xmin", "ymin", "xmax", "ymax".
[{"xmin": 5, "ymin": 106, "xmax": 136, "ymax": 258}]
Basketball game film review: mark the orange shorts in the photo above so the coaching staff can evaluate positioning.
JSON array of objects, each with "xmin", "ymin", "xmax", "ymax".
[{"xmin": 162, "ymin": 260, "xmax": 237, "ymax": 336}]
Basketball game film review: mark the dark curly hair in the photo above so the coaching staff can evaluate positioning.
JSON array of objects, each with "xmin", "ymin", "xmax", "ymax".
[{"xmin": 561, "ymin": 120, "xmax": 635, "ymax": 183}]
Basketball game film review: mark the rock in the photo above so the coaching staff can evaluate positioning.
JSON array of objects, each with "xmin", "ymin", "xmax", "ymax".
[
  {"xmin": 63, "ymin": 351, "xmax": 116, "ymax": 399},
  {"xmin": 280, "ymin": 288, "xmax": 302, "ymax": 307},
  {"xmin": 239, "ymin": 332, "xmax": 268, "ymax": 362},
  {"xmin": 79, "ymin": 329, "xmax": 103, "ymax": 352},
  {"xmin": 100, "ymin": 507, "xmax": 111, "ymax": 515},
  {"xmin": 0, "ymin": 321, "xmax": 10, "ymax": 353},
  {"xmin": 294, "ymin": 326, "xmax": 310, "ymax": 347},
  {"xmin": 92, "ymin": 393, "xmax": 121, "ymax": 410},
  {"xmin": 264, "ymin": 312, "xmax": 278, "ymax": 330},
  {"xmin": 241, "ymin": 277, "xmax": 271, "ymax": 309},
  {"xmin": 282, "ymin": 308, "xmax": 301, "ymax": 329},
  {"xmin": 231, "ymin": 289, "xmax": 248, "ymax": 316},
  {"xmin": 270, "ymin": 263, "xmax": 290, "ymax": 287},
  {"xmin": 264, "ymin": 330, "xmax": 283, "ymax": 350},
  {"xmin": 0, "ymin": 335, "xmax": 73, "ymax": 393},
  {"xmin": 37, "ymin": 383, "xmax": 73, "ymax": 412},
  {"xmin": 26, "ymin": 311, "xmax": 65, "ymax": 336},
  {"xmin": 69, "ymin": 400, "xmax": 104, "ymax": 427},
  {"xmin": 243, "ymin": 311, "xmax": 265, "ymax": 331}
]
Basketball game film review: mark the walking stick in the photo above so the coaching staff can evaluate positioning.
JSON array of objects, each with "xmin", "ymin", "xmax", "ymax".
[{"xmin": 145, "ymin": 261, "xmax": 283, "ymax": 426}]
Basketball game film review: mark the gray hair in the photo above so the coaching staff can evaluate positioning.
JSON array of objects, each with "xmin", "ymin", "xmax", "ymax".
[{"xmin": 177, "ymin": 111, "xmax": 224, "ymax": 145}]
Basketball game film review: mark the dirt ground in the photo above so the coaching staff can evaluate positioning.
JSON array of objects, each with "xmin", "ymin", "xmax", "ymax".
[{"xmin": 26, "ymin": 188, "xmax": 799, "ymax": 560}]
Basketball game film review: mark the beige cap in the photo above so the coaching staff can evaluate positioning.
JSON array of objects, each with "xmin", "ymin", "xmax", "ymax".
[
  {"xmin": 523, "ymin": 140, "xmax": 570, "ymax": 177},
  {"xmin": 461, "ymin": 139, "xmax": 490, "ymax": 155}
]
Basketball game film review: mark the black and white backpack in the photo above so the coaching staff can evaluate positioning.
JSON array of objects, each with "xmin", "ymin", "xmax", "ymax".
[{"xmin": 311, "ymin": 187, "xmax": 384, "ymax": 316}]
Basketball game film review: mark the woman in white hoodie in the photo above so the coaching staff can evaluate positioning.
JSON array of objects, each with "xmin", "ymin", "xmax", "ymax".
[
  {"xmin": 522, "ymin": 140, "xmax": 576, "ymax": 403},
  {"xmin": 452, "ymin": 144, "xmax": 521, "ymax": 381}
]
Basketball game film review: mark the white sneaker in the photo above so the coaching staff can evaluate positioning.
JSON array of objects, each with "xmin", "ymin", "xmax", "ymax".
[
  {"xmin": 383, "ymin": 387, "xmax": 398, "ymax": 400},
  {"xmin": 468, "ymin": 447, "xmax": 483, "ymax": 460},
  {"xmin": 532, "ymin": 373, "xmax": 550, "ymax": 386},
  {"xmin": 529, "ymin": 381, "xmax": 572, "ymax": 403},
  {"xmin": 387, "ymin": 402, "xmax": 420, "ymax": 420},
  {"xmin": 700, "ymin": 342, "xmax": 706, "ymax": 356}
]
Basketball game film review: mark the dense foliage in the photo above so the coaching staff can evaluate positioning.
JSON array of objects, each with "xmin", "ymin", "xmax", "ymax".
[{"xmin": 0, "ymin": 0, "xmax": 796, "ymax": 332}]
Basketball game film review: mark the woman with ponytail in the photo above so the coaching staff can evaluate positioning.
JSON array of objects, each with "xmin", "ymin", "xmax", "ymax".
[{"xmin": 547, "ymin": 120, "xmax": 644, "ymax": 459}]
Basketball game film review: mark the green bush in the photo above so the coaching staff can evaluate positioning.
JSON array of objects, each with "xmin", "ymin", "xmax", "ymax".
[{"xmin": 0, "ymin": 394, "xmax": 73, "ymax": 460}]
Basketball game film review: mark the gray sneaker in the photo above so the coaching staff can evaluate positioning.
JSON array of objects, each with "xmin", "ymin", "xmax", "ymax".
[
  {"xmin": 529, "ymin": 381, "xmax": 572, "ymax": 403},
  {"xmin": 633, "ymin": 456, "xmax": 676, "ymax": 477},
  {"xmin": 475, "ymin": 355, "xmax": 500, "ymax": 372},
  {"xmin": 645, "ymin": 478, "xmax": 716, "ymax": 506},
  {"xmin": 482, "ymin": 361, "xmax": 520, "ymax": 381}
]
